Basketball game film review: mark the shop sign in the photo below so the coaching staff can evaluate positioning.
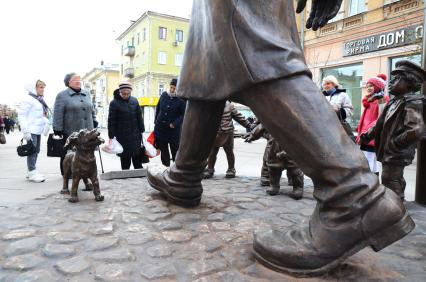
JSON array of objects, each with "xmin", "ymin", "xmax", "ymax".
[
  {"xmin": 343, "ymin": 25, "xmax": 423, "ymax": 57},
  {"xmin": 138, "ymin": 97, "xmax": 159, "ymax": 106}
]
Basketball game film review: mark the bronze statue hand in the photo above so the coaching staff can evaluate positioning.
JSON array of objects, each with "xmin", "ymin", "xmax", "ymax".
[{"xmin": 296, "ymin": 0, "xmax": 343, "ymax": 30}]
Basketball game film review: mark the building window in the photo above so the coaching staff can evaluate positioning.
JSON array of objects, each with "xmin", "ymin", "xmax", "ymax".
[
  {"xmin": 140, "ymin": 83, "xmax": 145, "ymax": 97},
  {"xmin": 121, "ymin": 45, "xmax": 124, "ymax": 55},
  {"xmin": 127, "ymin": 40, "xmax": 130, "ymax": 47},
  {"xmin": 348, "ymin": 0, "xmax": 366, "ymax": 16},
  {"xmin": 131, "ymin": 37, "xmax": 135, "ymax": 46},
  {"xmin": 175, "ymin": 29, "xmax": 184, "ymax": 42},
  {"xmin": 158, "ymin": 51, "xmax": 167, "ymax": 65},
  {"xmin": 143, "ymin": 28, "xmax": 146, "ymax": 41},
  {"xmin": 137, "ymin": 33, "xmax": 140, "ymax": 45},
  {"xmin": 322, "ymin": 63, "xmax": 363, "ymax": 128},
  {"xmin": 141, "ymin": 51, "xmax": 146, "ymax": 65},
  {"xmin": 175, "ymin": 54, "xmax": 184, "ymax": 66},
  {"xmin": 159, "ymin": 84, "xmax": 165, "ymax": 96},
  {"xmin": 159, "ymin": 27, "xmax": 167, "ymax": 40}
]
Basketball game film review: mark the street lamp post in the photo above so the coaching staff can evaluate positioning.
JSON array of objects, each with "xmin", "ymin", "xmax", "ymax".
[{"xmin": 415, "ymin": 5, "xmax": 426, "ymax": 205}]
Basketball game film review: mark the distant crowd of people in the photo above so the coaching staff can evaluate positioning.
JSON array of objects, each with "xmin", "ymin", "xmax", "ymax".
[{"xmin": 10, "ymin": 62, "xmax": 424, "ymax": 203}]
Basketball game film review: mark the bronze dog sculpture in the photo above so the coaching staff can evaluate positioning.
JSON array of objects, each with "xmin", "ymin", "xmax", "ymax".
[{"xmin": 60, "ymin": 129, "xmax": 105, "ymax": 203}]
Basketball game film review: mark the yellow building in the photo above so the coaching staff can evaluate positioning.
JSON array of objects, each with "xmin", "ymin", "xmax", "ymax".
[
  {"xmin": 296, "ymin": 0, "xmax": 423, "ymax": 127},
  {"xmin": 82, "ymin": 63, "xmax": 120, "ymax": 128},
  {"xmin": 117, "ymin": 11, "xmax": 189, "ymax": 132}
]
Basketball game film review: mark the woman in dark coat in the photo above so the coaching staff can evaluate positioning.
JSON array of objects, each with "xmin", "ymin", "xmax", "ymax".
[
  {"xmin": 154, "ymin": 78, "xmax": 186, "ymax": 167},
  {"xmin": 108, "ymin": 82, "xmax": 145, "ymax": 170}
]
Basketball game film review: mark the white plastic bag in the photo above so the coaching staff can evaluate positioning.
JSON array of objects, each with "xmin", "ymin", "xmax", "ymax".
[
  {"xmin": 142, "ymin": 135, "xmax": 159, "ymax": 158},
  {"xmin": 102, "ymin": 137, "xmax": 123, "ymax": 154}
]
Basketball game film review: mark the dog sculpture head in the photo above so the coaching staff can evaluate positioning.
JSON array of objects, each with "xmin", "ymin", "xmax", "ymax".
[{"xmin": 64, "ymin": 129, "xmax": 105, "ymax": 151}]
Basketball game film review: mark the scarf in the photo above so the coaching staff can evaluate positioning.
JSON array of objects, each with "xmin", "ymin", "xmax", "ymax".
[
  {"xmin": 29, "ymin": 93, "xmax": 49, "ymax": 116},
  {"xmin": 323, "ymin": 88, "xmax": 336, "ymax": 97}
]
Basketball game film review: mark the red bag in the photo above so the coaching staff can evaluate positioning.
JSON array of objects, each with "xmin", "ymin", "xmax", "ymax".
[{"xmin": 147, "ymin": 131, "xmax": 155, "ymax": 145}]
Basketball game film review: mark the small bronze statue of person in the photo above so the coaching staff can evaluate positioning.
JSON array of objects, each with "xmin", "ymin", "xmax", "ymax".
[
  {"xmin": 148, "ymin": 0, "xmax": 415, "ymax": 276},
  {"xmin": 204, "ymin": 101, "xmax": 252, "ymax": 179},
  {"xmin": 361, "ymin": 60, "xmax": 426, "ymax": 201},
  {"xmin": 246, "ymin": 123, "xmax": 304, "ymax": 199}
]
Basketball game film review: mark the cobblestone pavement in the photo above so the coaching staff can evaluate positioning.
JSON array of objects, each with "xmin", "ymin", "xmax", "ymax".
[{"xmin": 0, "ymin": 175, "xmax": 425, "ymax": 281}]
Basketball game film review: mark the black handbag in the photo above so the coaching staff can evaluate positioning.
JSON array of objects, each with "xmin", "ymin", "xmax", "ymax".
[
  {"xmin": 47, "ymin": 133, "xmax": 65, "ymax": 157},
  {"xmin": 140, "ymin": 146, "xmax": 150, "ymax": 164},
  {"xmin": 17, "ymin": 139, "xmax": 36, "ymax": 157},
  {"xmin": 0, "ymin": 132, "xmax": 5, "ymax": 144}
]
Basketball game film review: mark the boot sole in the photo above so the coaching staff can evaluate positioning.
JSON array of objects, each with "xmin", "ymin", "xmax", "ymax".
[
  {"xmin": 253, "ymin": 212, "xmax": 415, "ymax": 277},
  {"xmin": 148, "ymin": 177, "xmax": 201, "ymax": 208}
]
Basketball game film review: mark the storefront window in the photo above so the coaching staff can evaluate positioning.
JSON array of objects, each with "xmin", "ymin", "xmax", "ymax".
[{"xmin": 322, "ymin": 63, "xmax": 363, "ymax": 128}]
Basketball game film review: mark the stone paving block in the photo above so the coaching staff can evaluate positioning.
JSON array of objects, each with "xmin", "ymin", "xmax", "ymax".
[
  {"xmin": 162, "ymin": 230, "xmax": 192, "ymax": 243},
  {"xmin": 89, "ymin": 223, "xmax": 114, "ymax": 236},
  {"xmin": 140, "ymin": 262, "xmax": 176, "ymax": 280},
  {"xmin": 100, "ymin": 169, "xmax": 147, "ymax": 180},
  {"xmin": 156, "ymin": 221, "xmax": 183, "ymax": 231},
  {"xmin": 146, "ymin": 244, "xmax": 174, "ymax": 258},
  {"xmin": 53, "ymin": 232, "xmax": 86, "ymax": 244},
  {"xmin": 4, "ymin": 237, "xmax": 45, "ymax": 257},
  {"xmin": 2, "ymin": 254, "xmax": 44, "ymax": 271},
  {"xmin": 91, "ymin": 249, "xmax": 135, "ymax": 263},
  {"xmin": 14, "ymin": 269, "xmax": 59, "ymax": 282},
  {"xmin": 94, "ymin": 264, "xmax": 127, "ymax": 281},
  {"xmin": 1, "ymin": 229, "xmax": 37, "ymax": 241},
  {"xmin": 85, "ymin": 236, "xmax": 119, "ymax": 252},
  {"xmin": 124, "ymin": 233, "xmax": 155, "ymax": 245},
  {"xmin": 42, "ymin": 244, "xmax": 76, "ymax": 258},
  {"xmin": 54, "ymin": 256, "xmax": 90, "ymax": 275}
]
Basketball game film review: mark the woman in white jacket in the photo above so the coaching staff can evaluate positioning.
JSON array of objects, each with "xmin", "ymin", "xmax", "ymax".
[{"xmin": 18, "ymin": 80, "xmax": 49, "ymax": 182}]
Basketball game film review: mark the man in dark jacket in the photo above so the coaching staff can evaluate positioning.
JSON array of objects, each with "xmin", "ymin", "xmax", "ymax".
[
  {"xmin": 204, "ymin": 101, "xmax": 251, "ymax": 178},
  {"xmin": 148, "ymin": 0, "xmax": 415, "ymax": 276},
  {"xmin": 362, "ymin": 60, "xmax": 426, "ymax": 201},
  {"xmin": 108, "ymin": 82, "xmax": 145, "ymax": 170},
  {"xmin": 154, "ymin": 78, "xmax": 186, "ymax": 167}
]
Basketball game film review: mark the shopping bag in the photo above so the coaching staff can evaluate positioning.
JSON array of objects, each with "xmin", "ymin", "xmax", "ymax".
[
  {"xmin": 47, "ymin": 133, "xmax": 65, "ymax": 157},
  {"xmin": 0, "ymin": 132, "xmax": 6, "ymax": 144},
  {"xmin": 143, "ymin": 135, "xmax": 159, "ymax": 158},
  {"xmin": 102, "ymin": 137, "xmax": 124, "ymax": 154}
]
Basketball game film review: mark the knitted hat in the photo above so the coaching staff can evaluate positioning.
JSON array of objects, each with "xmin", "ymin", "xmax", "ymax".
[
  {"xmin": 119, "ymin": 81, "xmax": 132, "ymax": 91},
  {"xmin": 367, "ymin": 74, "xmax": 387, "ymax": 93},
  {"xmin": 170, "ymin": 78, "xmax": 178, "ymax": 86},
  {"xmin": 322, "ymin": 75, "xmax": 340, "ymax": 88}
]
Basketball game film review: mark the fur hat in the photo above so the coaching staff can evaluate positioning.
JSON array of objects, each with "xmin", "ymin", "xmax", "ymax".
[
  {"xmin": 322, "ymin": 75, "xmax": 340, "ymax": 88},
  {"xmin": 119, "ymin": 81, "xmax": 132, "ymax": 91},
  {"xmin": 367, "ymin": 74, "xmax": 387, "ymax": 93}
]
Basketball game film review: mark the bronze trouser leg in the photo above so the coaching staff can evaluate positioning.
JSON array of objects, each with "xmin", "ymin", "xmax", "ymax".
[
  {"xmin": 207, "ymin": 146, "xmax": 220, "ymax": 172},
  {"xmin": 235, "ymin": 75, "xmax": 381, "ymax": 222},
  {"xmin": 260, "ymin": 143, "xmax": 271, "ymax": 183},
  {"xmin": 223, "ymin": 146, "xmax": 235, "ymax": 170},
  {"xmin": 382, "ymin": 164, "xmax": 406, "ymax": 200},
  {"xmin": 169, "ymin": 100, "xmax": 226, "ymax": 183}
]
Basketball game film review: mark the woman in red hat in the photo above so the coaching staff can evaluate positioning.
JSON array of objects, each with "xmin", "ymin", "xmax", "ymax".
[{"xmin": 356, "ymin": 74, "xmax": 389, "ymax": 175}]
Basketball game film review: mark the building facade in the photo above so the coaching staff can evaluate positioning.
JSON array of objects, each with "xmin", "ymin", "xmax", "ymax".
[
  {"xmin": 82, "ymin": 63, "xmax": 120, "ymax": 128},
  {"xmin": 297, "ymin": 0, "xmax": 423, "ymax": 127},
  {"xmin": 117, "ymin": 11, "xmax": 189, "ymax": 132}
]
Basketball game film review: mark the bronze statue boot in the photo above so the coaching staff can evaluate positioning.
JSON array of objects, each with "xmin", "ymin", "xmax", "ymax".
[
  {"xmin": 260, "ymin": 179, "xmax": 270, "ymax": 186},
  {"xmin": 253, "ymin": 188, "xmax": 415, "ymax": 277},
  {"xmin": 266, "ymin": 185, "xmax": 280, "ymax": 196},
  {"xmin": 288, "ymin": 186, "xmax": 303, "ymax": 200},
  {"xmin": 148, "ymin": 165, "xmax": 204, "ymax": 207},
  {"xmin": 287, "ymin": 171, "xmax": 304, "ymax": 200},
  {"xmin": 225, "ymin": 168, "xmax": 236, "ymax": 178}
]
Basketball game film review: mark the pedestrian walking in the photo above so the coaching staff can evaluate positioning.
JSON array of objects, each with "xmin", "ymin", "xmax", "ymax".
[
  {"xmin": 204, "ymin": 101, "xmax": 251, "ymax": 178},
  {"xmin": 4, "ymin": 116, "xmax": 11, "ymax": 134},
  {"xmin": 356, "ymin": 74, "xmax": 389, "ymax": 175},
  {"xmin": 147, "ymin": 0, "xmax": 415, "ymax": 276},
  {"xmin": 53, "ymin": 73, "xmax": 98, "ymax": 175},
  {"xmin": 18, "ymin": 80, "xmax": 50, "ymax": 182},
  {"xmin": 108, "ymin": 82, "xmax": 145, "ymax": 170},
  {"xmin": 154, "ymin": 78, "xmax": 186, "ymax": 167}
]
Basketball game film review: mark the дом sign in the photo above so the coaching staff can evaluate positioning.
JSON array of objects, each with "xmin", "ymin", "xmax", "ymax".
[{"xmin": 343, "ymin": 25, "xmax": 423, "ymax": 57}]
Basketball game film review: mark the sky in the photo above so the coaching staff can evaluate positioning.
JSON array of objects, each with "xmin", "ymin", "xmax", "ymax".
[{"xmin": 0, "ymin": 0, "xmax": 193, "ymax": 108}]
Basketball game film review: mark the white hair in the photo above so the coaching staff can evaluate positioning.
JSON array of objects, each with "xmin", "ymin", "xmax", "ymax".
[{"xmin": 322, "ymin": 75, "xmax": 340, "ymax": 88}]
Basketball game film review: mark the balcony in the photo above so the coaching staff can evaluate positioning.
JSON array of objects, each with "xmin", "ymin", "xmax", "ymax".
[
  {"xmin": 123, "ymin": 46, "xmax": 135, "ymax": 57},
  {"xmin": 124, "ymin": 68, "xmax": 135, "ymax": 78}
]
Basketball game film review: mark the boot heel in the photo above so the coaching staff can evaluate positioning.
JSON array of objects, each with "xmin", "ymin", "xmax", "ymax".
[{"xmin": 369, "ymin": 213, "xmax": 415, "ymax": 252}]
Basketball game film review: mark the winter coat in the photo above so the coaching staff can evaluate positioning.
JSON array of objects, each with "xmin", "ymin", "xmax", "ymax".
[
  {"xmin": 356, "ymin": 95, "xmax": 389, "ymax": 147},
  {"xmin": 108, "ymin": 89, "xmax": 145, "ymax": 158},
  {"xmin": 323, "ymin": 88, "xmax": 353, "ymax": 121},
  {"xmin": 154, "ymin": 92, "xmax": 186, "ymax": 143},
  {"xmin": 53, "ymin": 88, "xmax": 96, "ymax": 136},
  {"xmin": 18, "ymin": 93, "xmax": 48, "ymax": 135},
  {"xmin": 367, "ymin": 93, "xmax": 424, "ymax": 166},
  {"xmin": 177, "ymin": 0, "xmax": 310, "ymax": 101}
]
